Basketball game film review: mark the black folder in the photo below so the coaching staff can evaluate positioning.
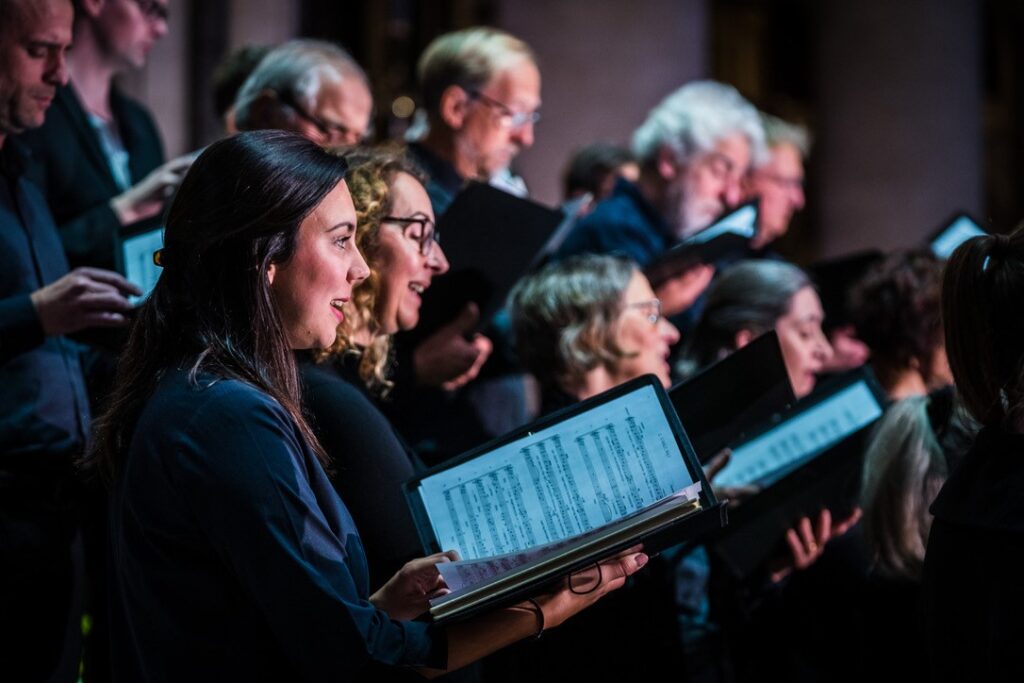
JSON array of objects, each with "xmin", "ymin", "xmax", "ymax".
[
  {"xmin": 413, "ymin": 182, "xmax": 565, "ymax": 339},
  {"xmin": 928, "ymin": 211, "xmax": 986, "ymax": 259},
  {"xmin": 709, "ymin": 367, "xmax": 888, "ymax": 578},
  {"xmin": 403, "ymin": 374, "xmax": 727, "ymax": 623},
  {"xmin": 806, "ymin": 250, "xmax": 884, "ymax": 332},
  {"xmin": 643, "ymin": 201, "xmax": 758, "ymax": 287},
  {"xmin": 669, "ymin": 331, "xmax": 796, "ymax": 463}
]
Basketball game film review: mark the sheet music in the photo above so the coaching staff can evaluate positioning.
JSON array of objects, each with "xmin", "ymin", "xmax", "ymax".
[
  {"xmin": 713, "ymin": 381, "xmax": 883, "ymax": 488},
  {"xmin": 433, "ymin": 483, "xmax": 702, "ymax": 599},
  {"xmin": 931, "ymin": 215, "xmax": 986, "ymax": 258},
  {"xmin": 417, "ymin": 385, "xmax": 695, "ymax": 560},
  {"xmin": 122, "ymin": 227, "xmax": 164, "ymax": 304},
  {"xmin": 688, "ymin": 204, "xmax": 757, "ymax": 244}
]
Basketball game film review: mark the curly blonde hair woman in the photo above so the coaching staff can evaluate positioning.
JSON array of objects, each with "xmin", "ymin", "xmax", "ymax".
[{"xmin": 319, "ymin": 148, "xmax": 443, "ymax": 394}]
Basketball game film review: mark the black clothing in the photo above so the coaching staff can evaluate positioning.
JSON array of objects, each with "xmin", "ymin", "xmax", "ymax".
[
  {"xmin": 109, "ymin": 369, "xmax": 446, "ymax": 681},
  {"xmin": 0, "ymin": 139, "xmax": 88, "ymax": 682},
  {"xmin": 922, "ymin": 427, "xmax": 1024, "ymax": 682},
  {"xmin": 18, "ymin": 84, "xmax": 165, "ymax": 271},
  {"xmin": 299, "ymin": 354, "xmax": 424, "ymax": 589}
]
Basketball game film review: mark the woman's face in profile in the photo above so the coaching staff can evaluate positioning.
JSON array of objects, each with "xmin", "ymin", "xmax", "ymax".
[
  {"xmin": 775, "ymin": 286, "xmax": 832, "ymax": 399},
  {"xmin": 609, "ymin": 272, "xmax": 681, "ymax": 388},
  {"xmin": 373, "ymin": 172, "xmax": 449, "ymax": 335},
  {"xmin": 268, "ymin": 180, "xmax": 370, "ymax": 350}
]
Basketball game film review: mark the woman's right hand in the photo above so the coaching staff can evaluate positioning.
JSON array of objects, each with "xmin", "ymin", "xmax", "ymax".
[{"xmin": 530, "ymin": 544, "xmax": 648, "ymax": 631}]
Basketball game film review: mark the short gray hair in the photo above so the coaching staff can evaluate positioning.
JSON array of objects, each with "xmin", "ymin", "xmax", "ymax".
[
  {"xmin": 510, "ymin": 254, "xmax": 636, "ymax": 393},
  {"xmin": 233, "ymin": 39, "xmax": 368, "ymax": 131},
  {"xmin": 631, "ymin": 80, "xmax": 766, "ymax": 168},
  {"xmin": 759, "ymin": 112, "xmax": 811, "ymax": 159},
  {"xmin": 417, "ymin": 27, "xmax": 535, "ymax": 118},
  {"xmin": 677, "ymin": 259, "xmax": 811, "ymax": 375}
]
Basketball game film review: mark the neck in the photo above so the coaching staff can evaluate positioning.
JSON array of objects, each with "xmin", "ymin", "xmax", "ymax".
[
  {"xmin": 573, "ymin": 366, "xmax": 617, "ymax": 402},
  {"xmin": 884, "ymin": 368, "xmax": 929, "ymax": 401},
  {"xmin": 68, "ymin": 26, "xmax": 121, "ymax": 118},
  {"xmin": 419, "ymin": 124, "xmax": 480, "ymax": 181}
]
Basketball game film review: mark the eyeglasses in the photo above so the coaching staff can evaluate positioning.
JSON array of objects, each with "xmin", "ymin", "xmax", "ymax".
[
  {"xmin": 467, "ymin": 89, "xmax": 541, "ymax": 130},
  {"xmin": 625, "ymin": 299, "xmax": 663, "ymax": 325},
  {"xmin": 133, "ymin": 0, "xmax": 169, "ymax": 22},
  {"xmin": 756, "ymin": 170, "xmax": 805, "ymax": 192},
  {"xmin": 277, "ymin": 91, "xmax": 366, "ymax": 146},
  {"xmin": 381, "ymin": 215, "xmax": 440, "ymax": 257}
]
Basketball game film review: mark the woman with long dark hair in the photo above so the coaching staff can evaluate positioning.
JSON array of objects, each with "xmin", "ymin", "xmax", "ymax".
[
  {"xmin": 922, "ymin": 226, "xmax": 1024, "ymax": 681},
  {"xmin": 85, "ymin": 131, "xmax": 645, "ymax": 681}
]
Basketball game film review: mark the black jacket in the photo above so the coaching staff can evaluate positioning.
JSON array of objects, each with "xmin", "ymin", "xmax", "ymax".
[
  {"xmin": 17, "ymin": 83, "xmax": 165, "ymax": 271},
  {"xmin": 922, "ymin": 427, "xmax": 1024, "ymax": 682}
]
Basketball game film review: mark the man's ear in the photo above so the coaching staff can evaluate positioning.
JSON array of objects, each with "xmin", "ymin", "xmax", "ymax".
[
  {"xmin": 656, "ymin": 146, "xmax": 681, "ymax": 181},
  {"xmin": 734, "ymin": 328, "xmax": 754, "ymax": 350},
  {"xmin": 438, "ymin": 85, "xmax": 472, "ymax": 130},
  {"xmin": 239, "ymin": 91, "xmax": 297, "ymax": 132}
]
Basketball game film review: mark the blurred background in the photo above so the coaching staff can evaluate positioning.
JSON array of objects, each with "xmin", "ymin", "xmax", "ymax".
[{"xmin": 125, "ymin": 0, "xmax": 1023, "ymax": 262}]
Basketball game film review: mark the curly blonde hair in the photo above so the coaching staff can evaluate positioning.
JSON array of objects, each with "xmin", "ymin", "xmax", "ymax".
[{"xmin": 318, "ymin": 146, "xmax": 428, "ymax": 396}]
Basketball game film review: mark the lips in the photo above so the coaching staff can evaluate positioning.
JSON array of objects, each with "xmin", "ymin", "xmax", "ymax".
[{"xmin": 330, "ymin": 298, "xmax": 348, "ymax": 321}]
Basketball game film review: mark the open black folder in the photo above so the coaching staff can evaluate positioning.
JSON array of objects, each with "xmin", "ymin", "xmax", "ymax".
[
  {"xmin": 708, "ymin": 367, "xmax": 888, "ymax": 578},
  {"xmin": 670, "ymin": 331, "xmax": 796, "ymax": 463},
  {"xmin": 403, "ymin": 374, "xmax": 726, "ymax": 623},
  {"xmin": 928, "ymin": 211, "xmax": 986, "ymax": 258},
  {"xmin": 643, "ymin": 201, "xmax": 758, "ymax": 288},
  {"xmin": 412, "ymin": 182, "xmax": 565, "ymax": 339}
]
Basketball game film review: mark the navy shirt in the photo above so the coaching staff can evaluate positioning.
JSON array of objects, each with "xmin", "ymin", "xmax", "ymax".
[
  {"xmin": 554, "ymin": 177, "xmax": 675, "ymax": 267},
  {"xmin": 0, "ymin": 140, "xmax": 90, "ymax": 468},
  {"xmin": 109, "ymin": 369, "xmax": 446, "ymax": 681}
]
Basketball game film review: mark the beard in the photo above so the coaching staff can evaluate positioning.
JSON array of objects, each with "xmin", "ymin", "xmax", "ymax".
[{"xmin": 668, "ymin": 182, "xmax": 722, "ymax": 240}]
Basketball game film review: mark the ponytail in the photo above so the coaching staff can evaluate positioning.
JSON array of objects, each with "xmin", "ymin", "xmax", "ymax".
[{"xmin": 942, "ymin": 226, "xmax": 1024, "ymax": 427}]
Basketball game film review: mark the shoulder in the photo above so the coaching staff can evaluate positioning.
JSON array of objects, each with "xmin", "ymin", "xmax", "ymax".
[
  {"xmin": 930, "ymin": 428, "xmax": 1024, "ymax": 533},
  {"xmin": 140, "ymin": 371, "xmax": 301, "ymax": 458}
]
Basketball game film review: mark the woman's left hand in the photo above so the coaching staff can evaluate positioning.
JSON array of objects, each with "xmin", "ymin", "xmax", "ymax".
[
  {"xmin": 370, "ymin": 550, "xmax": 460, "ymax": 620},
  {"xmin": 767, "ymin": 507, "xmax": 862, "ymax": 583}
]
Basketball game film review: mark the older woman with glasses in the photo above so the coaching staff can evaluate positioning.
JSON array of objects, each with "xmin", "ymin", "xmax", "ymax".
[{"xmin": 509, "ymin": 254, "xmax": 680, "ymax": 411}]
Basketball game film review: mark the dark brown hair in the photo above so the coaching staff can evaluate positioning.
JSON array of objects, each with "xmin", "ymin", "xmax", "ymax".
[
  {"xmin": 849, "ymin": 249, "xmax": 944, "ymax": 392},
  {"xmin": 942, "ymin": 225, "xmax": 1024, "ymax": 427},
  {"xmin": 85, "ymin": 131, "xmax": 348, "ymax": 482}
]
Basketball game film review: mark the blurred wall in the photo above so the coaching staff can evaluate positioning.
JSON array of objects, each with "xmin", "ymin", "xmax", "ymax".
[
  {"xmin": 119, "ymin": 0, "xmax": 192, "ymax": 156},
  {"xmin": 814, "ymin": 0, "xmax": 983, "ymax": 256},
  {"xmin": 499, "ymin": 0, "xmax": 710, "ymax": 206}
]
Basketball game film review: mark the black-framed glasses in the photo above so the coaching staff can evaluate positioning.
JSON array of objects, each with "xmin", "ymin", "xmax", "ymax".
[
  {"xmin": 277, "ymin": 90, "xmax": 365, "ymax": 146},
  {"xmin": 467, "ymin": 89, "xmax": 541, "ymax": 130},
  {"xmin": 625, "ymin": 299, "xmax": 663, "ymax": 325},
  {"xmin": 133, "ymin": 0, "xmax": 169, "ymax": 22},
  {"xmin": 381, "ymin": 215, "xmax": 440, "ymax": 257}
]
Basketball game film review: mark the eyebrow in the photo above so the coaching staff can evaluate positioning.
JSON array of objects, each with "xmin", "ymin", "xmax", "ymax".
[{"xmin": 326, "ymin": 221, "xmax": 356, "ymax": 233}]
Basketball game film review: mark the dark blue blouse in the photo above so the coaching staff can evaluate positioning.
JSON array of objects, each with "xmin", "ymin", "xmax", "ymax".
[{"xmin": 108, "ymin": 369, "xmax": 446, "ymax": 681}]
